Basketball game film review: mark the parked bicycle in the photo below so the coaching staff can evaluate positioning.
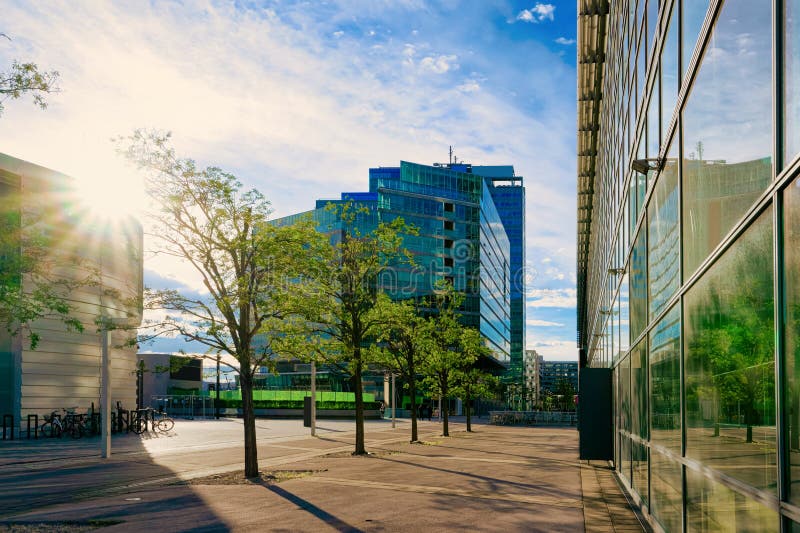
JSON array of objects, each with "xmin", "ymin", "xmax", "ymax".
[
  {"xmin": 40, "ymin": 408, "xmax": 92, "ymax": 439},
  {"xmin": 131, "ymin": 407, "xmax": 174, "ymax": 435}
]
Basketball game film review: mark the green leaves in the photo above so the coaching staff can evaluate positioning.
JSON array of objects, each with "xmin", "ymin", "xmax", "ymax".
[{"xmin": 0, "ymin": 59, "xmax": 60, "ymax": 116}]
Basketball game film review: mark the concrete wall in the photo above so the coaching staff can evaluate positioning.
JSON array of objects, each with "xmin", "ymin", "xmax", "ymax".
[{"xmin": 0, "ymin": 153, "xmax": 143, "ymax": 423}]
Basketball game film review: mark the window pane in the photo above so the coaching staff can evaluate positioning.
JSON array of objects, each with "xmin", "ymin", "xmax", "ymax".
[
  {"xmin": 686, "ymin": 469, "xmax": 779, "ymax": 532},
  {"xmin": 647, "ymin": 81, "xmax": 660, "ymax": 159},
  {"xmin": 682, "ymin": 1, "xmax": 709, "ymax": 79},
  {"xmin": 619, "ymin": 272, "xmax": 630, "ymax": 356},
  {"xmin": 631, "ymin": 340, "xmax": 648, "ymax": 440},
  {"xmin": 650, "ymin": 451, "xmax": 682, "ymax": 533},
  {"xmin": 619, "ymin": 353, "xmax": 632, "ymax": 483},
  {"xmin": 685, "ymin": 209, "xmax": 776, "ymax": 493},
  {"xmin": 648, "ymin": 141, "xmax": 679, "ymax": 319},
  {"xmin": 647, "ymin": 0, "xmax": 658, "ymax": 55},
  {"xmin": 786, "ymin": 1, "xmax": 800, "ymax": 163},
  {"xmin": 784, "ymin": 177, "xmax": 800, "ymax": 504},
  {"xmin": 630, "ymin": 227, "xmax": 648, "ymax": 340},
  {"xmin": 633, "ymin": 442, "xmax": 649, "ymax": 505},
  {"xmin": 650, "ymin": 304, "xmax": 681, "ymax": 452},
  {"xmin": 682, "ymin": 0, "xmax": 773, "ymax": 276},
  {"xmin": 661, "ymin": 4, "xmax": 678, "ymax": 140}
]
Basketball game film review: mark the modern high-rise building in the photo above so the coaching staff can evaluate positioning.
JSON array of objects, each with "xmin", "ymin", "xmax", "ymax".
[
  {"xmin": 276, "ymin": 160, "xmax": 523, "ymax": 371},
  {"xmin": 0, "ymin": 154, "xmax": 143, "ymax": 429},
  {"xmin": 578, "ymin": 1, "xmax": 800, "ymax": 531},
  {"xmin": 478, "ymin": 168, "xmax": 526, "ymax": 384}
]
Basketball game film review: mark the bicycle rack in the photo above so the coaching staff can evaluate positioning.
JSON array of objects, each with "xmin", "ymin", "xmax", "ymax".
[
  {"xmin": 2, "ymin": 414, "xmax": 13, "ymax": 440},
  {"xmin": 27, "ymin": 414, "xmax": 38, "ymax": 439}
]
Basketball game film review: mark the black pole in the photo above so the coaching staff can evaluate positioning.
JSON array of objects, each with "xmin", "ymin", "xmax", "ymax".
[{"xmin": 215, "ymin": 355, "xmax": 221, "ymax": 419}]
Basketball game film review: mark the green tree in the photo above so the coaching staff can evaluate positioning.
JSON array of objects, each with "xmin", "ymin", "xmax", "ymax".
[
  {"xmin": 452, "ymin": 362, "xmax": 498, "ymax": 432},
  {"xmin": 292, "ymin": 201, "xmax": 415, "ymax": 455},
  {"xmin": 420, "ymin": 286, "xmax": 475, "ymax": 437},
  {"xmin": 371, "ymin": 295, "xmax": 429, "ymax": 443},
  {"xmin": 554, "ymin": 378, "xmax": 576, "ymax": 412},
  {"xmin": 119, "ymin": 130, "xmax": 316, "ymax": 477},
  {"xmin": 1, "ymin": 34, "xmax": 59, "ymax": 116}
]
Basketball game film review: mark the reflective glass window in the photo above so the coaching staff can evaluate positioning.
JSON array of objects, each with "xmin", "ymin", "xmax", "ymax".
[
  {"xmin": 647, "ymin": 0, "xmax": 658, "ymax": 54},
  {"xmin": 631, "ymin": 340, "xmax": 648, "ymax": 440},
  {"xmin": 784, "ymin": 177, "xmax": 800, "ymax": 504},
  {"xmin": 619, "ymin": 272, "xmax": 630, "ymax": 356},
  {"xmin": 650, "ymin": 451, "xmax": 682, "ymax": 533},
  {"xmin": 661, "ymin": 4, "xmax": 678, "ymax": 140},
  {"xmin": 681, "ymin": 1, "xmax": 709, "ymax": 79},
  {"xmin": 620, "ymin": 354, "xmax": 632, "ymax": 482},
  {"xmin": 686, "ymin": 469, "xmax": 779, "ymax": 532},
  {"xmin": 647, "ymin": 81, "xmax": 660, "ymax": 160},
  {"xmin": 682, "ymin": 0, "xmax": 773, "ymax": 276},
  {"xmin": 632, "ymin": 442, "xmax": 649, "ymax": 504},
  {"xmin": 685, "ymin": 209, "xmax": 776, "ymax": 493},
  {"xmin": 786, "ymin": 1, "xmax": 800, "ymax": 163},
  {"xmin": 648, "ymin": 141, "xmax": 679, "ymax": 319},
  {"xmin": 650, "ymin": 304, "xmax": 681, "ymax": 452},
  {"xmin": 630, "ymin": 227, "xmax": 647, "ymax": 341}
]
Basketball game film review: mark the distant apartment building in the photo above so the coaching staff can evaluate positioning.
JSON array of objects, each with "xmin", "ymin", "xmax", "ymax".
[
  {"xmin": 539, "ymin": 360, "xmax": 578, "ymax": 395},
  {"xmin": 524, "ymin": 349, "xmax": 542, "ymax": 405},
  {"xmin": 0, "ymin": 154, "xmax": 143, "ymax": 427}
]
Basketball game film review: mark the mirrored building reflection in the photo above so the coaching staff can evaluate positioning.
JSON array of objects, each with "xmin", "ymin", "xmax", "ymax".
[{"xmin": 578, "ymin": 0, "xmax": 800, "ymax": 530}]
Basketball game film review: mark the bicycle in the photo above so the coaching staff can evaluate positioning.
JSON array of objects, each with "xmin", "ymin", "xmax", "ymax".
[
  {"xmin": 131, "ymin": 408, "xmax": 174, "ymax": 434},
  {"xmin": 41, "ymin": 409, "xmax": 91, "ymax": 438}
]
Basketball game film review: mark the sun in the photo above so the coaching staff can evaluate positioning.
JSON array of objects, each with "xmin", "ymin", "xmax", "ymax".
[{"xmin": 71, "ymin": 165, "xmax": 146, "ymax": 223}]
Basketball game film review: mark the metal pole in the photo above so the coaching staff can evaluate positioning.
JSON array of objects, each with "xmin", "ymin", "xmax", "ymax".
[
  {"xmin": 391, "ymin": 373, "xmax": 396, "ymax": 429},
  {"xmin": 311, "ymin": 360, "xmax": 317, "ymax": 436},
  {"xmin": 101, "ymin": 328, "xmax": 111, "ymax": 458},
  {"xmin": 438, "ymin": 396, "xmax": 442, "ymax": 422},
  {"xmin": 215, "ymin": 355, "xmax": 220, "ymax": 419}
]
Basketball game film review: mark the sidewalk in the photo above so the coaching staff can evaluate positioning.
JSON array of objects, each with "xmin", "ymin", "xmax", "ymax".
[{"xmin": 0, "ymin": 419, "xmax": 644, "ymax": 532}]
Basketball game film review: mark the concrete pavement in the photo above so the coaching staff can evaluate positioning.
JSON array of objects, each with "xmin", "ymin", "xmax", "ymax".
[{"xmin": 0, "ymin": 418, "xmax": 644, "ymax": 532}]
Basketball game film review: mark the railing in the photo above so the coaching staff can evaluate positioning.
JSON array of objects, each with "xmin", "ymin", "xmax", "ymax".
[{"xmin": 489, "ymin": 411, "xmax": 577, "ymax": 426}]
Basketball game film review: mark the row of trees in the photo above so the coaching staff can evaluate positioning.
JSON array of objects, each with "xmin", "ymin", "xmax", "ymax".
[{"xmin": 118, "ymin": 131, "xmax": 498, "ymax": 477}]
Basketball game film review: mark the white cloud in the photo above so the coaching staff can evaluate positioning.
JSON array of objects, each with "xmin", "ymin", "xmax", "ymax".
[
  {"xmin": 527, "ymin": 319, "xmax": 564, "ymax": 327},
  {"xmin": 333, "ymin": 30, "xmax": 344, "ymax": 38},
  {"xmin": 527, "ymin": 340, "xmax": 576, "ymax": 361},
  {"xmin": 419, "ymin": 54, "xmax": 459, "ymax": 74},
  {"xmin": 555, "ymin": 37, "xmax": 575, "ymax": 45},
  {"xmin": 541, "ymin": 257, "xmax": 552, "ymax": 264},
  {"xmin": 527, "ymin": 288, "xmax": 577, "ymax": 308},
  {"xmin": 457, "ymin": 79, "xmax": 480, "ymax": 92},
  {"xmin": 516, "ymin": 4, "xmax": 556, "ymax": 23}
]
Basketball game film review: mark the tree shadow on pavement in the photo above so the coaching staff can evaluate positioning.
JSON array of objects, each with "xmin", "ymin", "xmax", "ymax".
[{"xmin": 264, "ymin": 484, "xmax": 364, "ymax": 533}]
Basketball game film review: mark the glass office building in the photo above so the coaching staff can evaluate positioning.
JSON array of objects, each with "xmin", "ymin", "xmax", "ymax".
[
  {"xmin": 578, "ymin": 0, "xmax": 800, "ymax": 531},
  {"xmin": 277, "ymin": 160, "xmax": 518, "ymax": 368}
]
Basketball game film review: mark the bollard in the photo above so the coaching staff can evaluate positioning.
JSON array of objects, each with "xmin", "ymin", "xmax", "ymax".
[
  {"xmin": 2, "ymin": 414, "xmax": 13, "ymax": 440},
  {"xmin": 27, "ymin": 414, "xmax": 38, "ymax": 439}
]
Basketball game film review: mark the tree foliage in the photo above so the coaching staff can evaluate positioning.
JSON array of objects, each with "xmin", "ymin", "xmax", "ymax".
[
  {"xmin": 284, "ymin": 201, "xmax": 416, "ymax": 455},
  {"xmin": 371, "ymin": 295, "xmax": 429, "ymax": 442},
  {"xmin": 118, "ymin": 130, "xmax": 316, "ymax": 477},
  {"xmin": 420, "ymin": 285, "xmax": 476, "ymax": 437},
  {"xmin": 0, "ymin": 34, "xmax": 59, "ymax": 116}
]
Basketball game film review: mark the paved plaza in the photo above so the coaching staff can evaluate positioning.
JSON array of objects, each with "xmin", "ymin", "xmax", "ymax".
[{"xmin": 0, "ymin": 418, "xmax": 644, "ymax": 532}]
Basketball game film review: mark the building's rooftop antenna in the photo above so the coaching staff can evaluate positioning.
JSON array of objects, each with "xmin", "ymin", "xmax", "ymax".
[{"xmin": 449, "ymin": 145, "xmax": 454, "ymax": 165}]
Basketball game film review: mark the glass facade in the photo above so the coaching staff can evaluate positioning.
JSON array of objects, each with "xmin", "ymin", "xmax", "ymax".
[
  {"xmin": 277, "ymin": 160, "xmax": 516, "ymax": 367},
  {"xmin": 578, "ymin": 0, "xmax": 800, "ymax": 530}
]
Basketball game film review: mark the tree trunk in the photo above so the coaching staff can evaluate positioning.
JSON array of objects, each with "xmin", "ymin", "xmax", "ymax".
[
  {"xmin": 240, "ymin": 372, "xmax": 259, "ymax": 478},
  {"xmin": 442, "ymin": 380, "xmax": 449, "ymax": 437},
  {"xmin": 353, "ymin": 346, "xmax": 367, "ymax": 455},
  {"xmin": 466, "ymin": 393, "xmax": 472, "ymax": 432},
  {"xmin": 409, "ymin": 362, "xmax": 418, "ymax": 443}
]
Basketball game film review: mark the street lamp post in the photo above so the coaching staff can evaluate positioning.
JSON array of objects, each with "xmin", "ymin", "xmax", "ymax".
[
  {"xmin": 215, "ymin": 355, "xmax": 221, "ymax": 420},
  {"xmin": 310, "ymin": 360, "xmax": 317, "ymax": 436},
  {"xmin": 391, "ymin": 372, "xmax": 396, "ymax": 429}
]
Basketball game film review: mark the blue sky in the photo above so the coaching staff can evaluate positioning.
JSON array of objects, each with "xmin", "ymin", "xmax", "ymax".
[{"xmin": 0, "ymin": 0, "xmax": 578, "ymax": 360}]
